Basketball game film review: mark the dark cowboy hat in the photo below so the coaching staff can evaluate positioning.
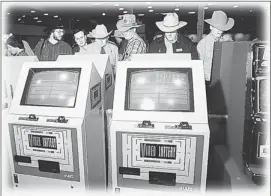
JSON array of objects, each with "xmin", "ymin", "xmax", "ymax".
[
  {"xmin": 205, "ymin": 11, "xmax": 234, "ymax": 31},
  {"xmin": 44, "ymin": 24, "xmax": 65, "ymax": 34}
]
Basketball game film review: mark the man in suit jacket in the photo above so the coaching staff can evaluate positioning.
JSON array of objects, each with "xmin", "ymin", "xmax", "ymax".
[
  {"xmin": 80, "ymin": 24, "xmax": 118, "ymax": 74},
  {"xmin": 149, "ymin": 13, "xmax": 198, "ymax": 60}
]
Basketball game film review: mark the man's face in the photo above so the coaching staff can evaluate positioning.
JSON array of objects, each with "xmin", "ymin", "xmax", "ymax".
[
  {"xmin": 165, "ymin": 31, "xmax": 178, "ymax": 43},
  {"xmin": 114, "ymin": 37, "xmax": 123, "ymax": 45},
  {"xmin": 74, "ymin": 31, "xmax": 87, "ymax": 47},
  {"xmin": 222, "ymin": 34, "xmax": 233, "ymax": 42},
  {"xmin": 210, "ymin": 26, "xmax": 223, "ymax": 38},
  {"xmin": 235, "ymin": 33, "xmax": 245, "ymax": 41},
  {"xmin": 52, "ymin": 29, "xmax": 65, "ymax": 41},
  {"xmin": 95, "ymin": 37, "xmax": 108, "ymax": 47},
  {"xmin": 7, "ymin": 45, "xmax": 18, "ymax": 55},
  {"xmin": 123, "ymin": 29, "xmax": 134, "ymax": 40}
]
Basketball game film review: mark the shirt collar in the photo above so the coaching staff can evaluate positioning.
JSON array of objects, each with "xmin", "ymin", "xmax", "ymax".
[
  {"xmin": 163, "ymin": 34, "xmax": 179, "ymax": 44},
  {"xmin": 79, "ymin": 44, "xmax": 88, "ymax": 51},
  {"xmin": 207, "ymin": 33, "xmax": 220, "ymax": 41},
  {"xmin": 16, "ymin": 50, "xmax": 25, "ymax": 56},
  {"xmin": 47, "ymin": 38, "xmax": 60, "ymax": 45}
]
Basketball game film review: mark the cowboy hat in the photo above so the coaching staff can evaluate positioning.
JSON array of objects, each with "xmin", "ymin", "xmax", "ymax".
[
  {"xmin": 156, "ymin": 13, "xmax": 187, "ymax": 33},
  {"xmin": 112, "ymin": 30, "xmax": 125, "ymax": 38},
  {"xmin": 87, "ymin": 24, "xmax": 112, "ymax": 39},
  {"xmin": 205, "ymin": 11, "xmax": 234, "ymax": 31},
  {"xmin": 118, "ymin": 14, "xmax": 142, "ymax": 32},
  {"xmin": 111, "ymin": 20, "xmax": 125, "ymax": 38}
]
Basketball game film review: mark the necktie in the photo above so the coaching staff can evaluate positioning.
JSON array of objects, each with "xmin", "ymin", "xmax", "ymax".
[{"xmin": 101, "ymin": 47, "xmax": 106, "ymax": 54}]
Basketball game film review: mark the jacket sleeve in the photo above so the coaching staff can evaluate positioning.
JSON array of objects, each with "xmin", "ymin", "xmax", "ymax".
[
  {"xmin": 34, "ymin": 39, "xmax": 43, "ymax": 60},
  {"xmin": 148, "ymin": 41, "xmax": 156, "ymax": 53},
  {"xmin": 22, "ymin": 40, "xmax": 34, "ymax": 56},
  {"xmin": 189, "ymin": 42, "xmax": 199, "ymax": 60},
  {"xmin": 66, "ymin": 44, "xmax": 73, "ymax": 55},
  {"xmin": 196, "ymin": 40, "xmax": 204, "ymax": 60},
  {"xmin": 113, "ymin": 46, "xmax": 119, "ymax": 74}
]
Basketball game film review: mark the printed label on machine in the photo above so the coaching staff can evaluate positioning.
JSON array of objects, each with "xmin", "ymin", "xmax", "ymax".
[
  {"xmin": 258, "ymin": 79, "xmax": 269, "ymax": 113},
  {"xmin": 257, "ymin": 132, "xmax": 270, "ymax": 158},
  {"xmin": 28, "ymin": 134, "xmax": 57, "ymax": 149},
  {"xmin": 13, "ymin": 125, "xmax": 74, "ymax": 172},
  {"xmin": 262, "ymin": 46, "xmax": 269, "ymax": 61},
  {"xmin": 140, "ymin": 143, "xmax": 176, "ymax": 159},
  {"xmin": 122, "ymin": 134, "xmax": 196, "ymax": 184}
]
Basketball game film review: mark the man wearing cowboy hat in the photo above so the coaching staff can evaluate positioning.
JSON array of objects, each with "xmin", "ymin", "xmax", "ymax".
[
  {"xmin": 220, "ymin": 33, "xmax": 233, "ymax": 42},
  {"xmin": 118, "ymin": 14, "xmax": 146, "ymax": 61},
  {"xmin": 113, "ymin": 20, "xmax": 128, "ymax": 61},
  {"xmin": 149, "ymin": 13, "xmax": 198, "ymax": 60},
  {"xmin": 82, "ymin": 24, "xmax": 118, "ymax": 73},
  {"xmin": 197, "ymin": 10, "xmax": 235, "ymax": 82},
  {"xmin": 34, "ymin": 24, "xmax": 72, "ymax": 61}
]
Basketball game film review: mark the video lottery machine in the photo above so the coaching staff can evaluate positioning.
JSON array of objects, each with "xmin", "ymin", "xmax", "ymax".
[
  {"xmin": 110, "ymin": 59, "xmax": 210, "ymax": 193},
  {"xmin": 7, "ymin": 61, "xmax": 107, "ymax": 190}
]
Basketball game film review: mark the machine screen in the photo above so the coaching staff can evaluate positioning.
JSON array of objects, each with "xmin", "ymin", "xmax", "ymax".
[
  {"xmin": 140, "ymin": 143, "xmax": 176, "ymax": 159},
  {"xmin": 125, "ymin": 68, "xmax": 194, "ymax": 111},
  {"xmin": 21, "ymin": 68, "xmax": 81, "ymax": 107},
  {"xmin": 259, "ymin": 79, "xmax": 268, "ymax": 112},
  {"xmin": 28, "ymin": 134, "xmax": 57, "ymax": 149}
]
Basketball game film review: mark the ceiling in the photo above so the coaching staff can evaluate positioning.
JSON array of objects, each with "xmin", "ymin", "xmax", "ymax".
[{"xmin": 2, "ymin": 2, "xmax": 268, "ymax": 35}]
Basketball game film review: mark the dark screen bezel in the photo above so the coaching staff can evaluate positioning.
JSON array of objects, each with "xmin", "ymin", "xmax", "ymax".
[
  {"xmin": 124, "ymin": 68, "xmax": 195, "ymax": 112},
  {"xmin": 20, "ymin": 68, "xmax": 81, "ymax": 108}
]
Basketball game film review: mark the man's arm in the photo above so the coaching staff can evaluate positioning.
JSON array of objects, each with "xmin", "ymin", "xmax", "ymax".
[
  {"xmin": 123, "ymin": 40, "xmax": 145, "ymax": 61},
  {"xmin": 148, "ymin": 41, "xmax": 155, "ymax": 53},
  {"xmin": 113, "ymin": 46, "xmax": 119, "ymax": 74},
  {"xmin": 66, "ymin": 44, "xmax": 73, "ymax": 55},
  {"xmin": 187, "ymin": 40, "xmax": 199, "ymax": 60},
  {"xmin": 22, "ymin": 40, "xmax": 34, "ymax": 56},
  {"xmin": 130, "ymin": 40, "xmax": 145, "ymax": 54},
  {"xmin": 196, "ymin": 40, "xmax": 204, "ymax": 60},
  {"xmin": 34, "ymin": 39, "xmax": 44, "ymax": 60}
]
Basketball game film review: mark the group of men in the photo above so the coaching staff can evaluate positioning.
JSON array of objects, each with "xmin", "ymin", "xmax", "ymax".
[{"xmin": 4, "ymin": 10, "xmax": 235, "ymax": 84}]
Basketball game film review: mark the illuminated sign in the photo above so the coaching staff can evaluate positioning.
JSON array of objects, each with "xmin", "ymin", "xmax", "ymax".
[
  {"xmin": 140, "ymin": 143, "xmax": 176, "ymax": 159},
  {"xmin": 28, "ymin": 134, "xmax": 57, "ymax": 149},
  {"xmin": 259, "ymin": 79, "xmax": 268, "ymax": 113}
]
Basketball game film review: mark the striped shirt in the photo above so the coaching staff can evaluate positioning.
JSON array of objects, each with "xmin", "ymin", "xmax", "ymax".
[
  {"xmin": 16, "ymin": 50, "xmax": 29, "ymax": 56},
  {"xmin": 122, "ymin": 34, "xmax": 146, "ymax": 61},
  {"xmin": 34, "ymin": 39, "xmax": 72, "ymax": 61},
  {"xmin": 22, "ymin": 40, "xmax": 34, "ymax": 56}
]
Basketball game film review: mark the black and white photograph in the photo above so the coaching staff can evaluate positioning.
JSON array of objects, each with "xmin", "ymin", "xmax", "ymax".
[{"xmin": 1, "ymin": 1, "xmax": 270, "ymax": 196}]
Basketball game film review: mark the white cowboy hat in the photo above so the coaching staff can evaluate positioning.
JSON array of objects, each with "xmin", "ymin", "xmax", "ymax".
[
  {"xmin": 111, "ymin": 20, "xmax": 125, "ymax": 38},
  {"xmin": 205, "ymin": 11, "xmax": 234, "ymax": 31},
  {"xmin": 112, "ymin": 30, "xmax": 125, "ymax": 38},
  {"xmin": 156, "ymin": 13, "xmax": 187, "ymax": 33},
  {"xmin": 88, "ymin": 24, "xmax": 112, "ymax": 39},
  {"xmin": 116, "ymin": 19, "xmax": 123, "ymax": 30},
  {"xmin": 118, "ymin": 14, "xmax": 142, "ymax": 32}
]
